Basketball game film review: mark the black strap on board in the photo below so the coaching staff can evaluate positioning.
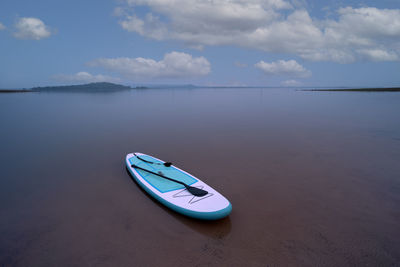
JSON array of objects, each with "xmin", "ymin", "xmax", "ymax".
[
  {"xmin": 130, "ymin": 163, "xmax": 208, "ymax": 197},
  {"xmin": 134, "ymin": 153, "xmax": 172, "ymax": 167}
]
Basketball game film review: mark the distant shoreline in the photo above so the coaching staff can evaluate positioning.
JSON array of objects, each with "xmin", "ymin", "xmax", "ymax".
[
  {"xmin": 0, "ymin": 89, "xmax": 33, "ymax": 93},
  {"xmin": 0, "ymin": 82, "xmax": 148, "ymax": 93},
  {"xmin": 302, "ymin": 88, "xmax": 400, "ymax": 92},
  {"xmin": 1, "ymin": 83, "xmax": 400, "ymax": 93}
]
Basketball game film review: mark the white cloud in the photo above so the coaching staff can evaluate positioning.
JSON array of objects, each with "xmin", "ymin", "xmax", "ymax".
[
  {"xmin": 116, "ymin": 1, "xmax": 400, "ymax": 63},
  {"xmin": 88, "ymin": 51, "xmax": 211, "ymax": 79},
  {"xmin": 357, "ymin": 49, "xmax": 399, "ymax": 61},
  {"xmin": 53, "ymin": 72, "xmax": 121, "ymax": 83},
  {"xmin": 281, "ymin": 79, "xmax": 302, "ymax": 86},
  {"xmin": 119, "ymin": 0, "xmax": 290, "ymax": 46},
  {"xmin": 13, "ymin": 17, "xmax": 51, "ymax": 40},
  {"xmin": 0, "ymin": 22, "xmax": 6, "ymax": 30},
  {"xmin": 313, "ymin": 7, "xmax": 400, "ymax": 62},
  {"xmin": 120, "ymin": 13, "xmax": 167, "ymax": 40},
  {"xmin": 255, "ymin": 59, "xmax": 311, "ymax": 77}
]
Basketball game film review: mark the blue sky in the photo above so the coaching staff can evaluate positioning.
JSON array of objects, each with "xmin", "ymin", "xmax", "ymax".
[{"xmin": 0, "ymin": 0, "xmax": 399, "ymax": 88}]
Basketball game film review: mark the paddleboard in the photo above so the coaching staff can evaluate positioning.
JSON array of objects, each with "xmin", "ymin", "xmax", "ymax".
[{"xmin": 125, "ymin": 152, "xmax": 232, "ymax": 220}]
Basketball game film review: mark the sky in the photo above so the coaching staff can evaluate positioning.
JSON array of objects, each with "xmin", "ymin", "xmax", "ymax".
[{"xmin": 0, "ymin": 0, "xmax": 399, "ymax": 88}]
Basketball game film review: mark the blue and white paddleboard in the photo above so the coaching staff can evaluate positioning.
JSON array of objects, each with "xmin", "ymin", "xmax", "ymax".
[{"xmin": 125, "ymin": 152, "xmax": 232, "ymax": 220}]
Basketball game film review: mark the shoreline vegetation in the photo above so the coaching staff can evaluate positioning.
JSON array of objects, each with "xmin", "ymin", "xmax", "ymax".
[
  {"xmin": 0, "ymin": 89, "xmax": 33, "ymax": 93},
  {"xmin": 1, "ymin": 82, "xmax": 400, "ymax": 93},
  {"xmin": 302, "ymin": 88, "xmax": 400, "ymax": 92}
]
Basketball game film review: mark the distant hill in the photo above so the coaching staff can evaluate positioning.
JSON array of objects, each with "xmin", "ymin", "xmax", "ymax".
[{"xmin": 31, "ymin": 82, "xmax": 134, "ymax": 92}]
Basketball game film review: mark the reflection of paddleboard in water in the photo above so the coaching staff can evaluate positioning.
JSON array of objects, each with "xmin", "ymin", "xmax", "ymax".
[{"xmin": 126, "ymin": 152, "xmax": 232, "ymax": 220}]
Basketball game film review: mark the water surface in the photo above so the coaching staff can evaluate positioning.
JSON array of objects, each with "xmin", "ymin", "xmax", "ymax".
[{"xmin": 1, "ymin": 88, "xmax": 399, "ymax": 266}]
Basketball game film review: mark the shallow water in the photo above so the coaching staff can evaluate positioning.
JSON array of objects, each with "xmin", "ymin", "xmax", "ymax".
[{"xmin": 1, "ymin": 88, "xmax": 399, "ymax": 266}]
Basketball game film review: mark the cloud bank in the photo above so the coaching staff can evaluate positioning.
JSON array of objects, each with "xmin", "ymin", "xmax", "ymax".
[
  {"xmin": 116, "ymin": 1, "xmax": 400, "ymax": 63},
  {"xmin": 13, "ymin": 17, "xmax": 51, "ymax": 40},
  {"xmin": 88, "ymin": 51, "xmax": 211, "ymax": 79},
  {"xmin": 0, "ymin": 22, "xmax": 5, "ymax": 31}
]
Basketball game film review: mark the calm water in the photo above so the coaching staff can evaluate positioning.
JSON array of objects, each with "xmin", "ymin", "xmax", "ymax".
[{"xmin": 1, "ymin": 88, "xmax": 399, "ymax": 266}]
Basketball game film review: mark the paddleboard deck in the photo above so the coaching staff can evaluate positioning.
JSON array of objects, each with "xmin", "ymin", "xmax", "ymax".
[{"xmin": 125, "ymin": 152, "xmax": 232, "ymax": 220}]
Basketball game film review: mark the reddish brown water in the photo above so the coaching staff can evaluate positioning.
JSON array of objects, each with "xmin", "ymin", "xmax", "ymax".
[{"xmin": 1, "ymin": 88, "xmax": 399, "ymax": 266}]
